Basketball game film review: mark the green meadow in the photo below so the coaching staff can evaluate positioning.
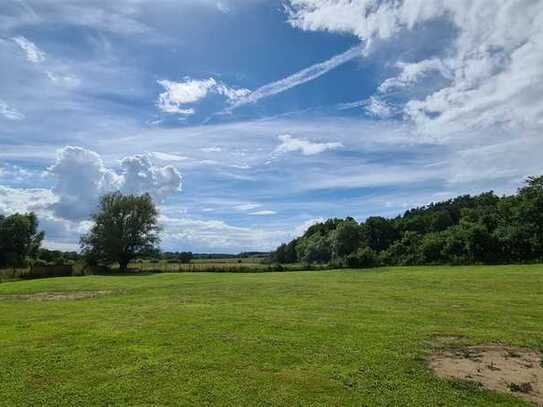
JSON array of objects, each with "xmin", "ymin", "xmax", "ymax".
[{"xmin": 1, "ymin": 265, "xmax": 542, "ymax": 406}]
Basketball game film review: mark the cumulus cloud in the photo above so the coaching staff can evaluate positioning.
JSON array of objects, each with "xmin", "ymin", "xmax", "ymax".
[
  {"xmin": 286, "ymin": 0, "xmax": 543, "ymax": 137},
  {"xmin": 12, "ymin": 36, "xmax": 46, "ymax": 63},
  {"xmin": 274, "ymin": 134, "xmax": 343, "ymax": 156},
  {"xmin": 47, "ymin": 146, "xmax": 182, "ymax": 220},
  {"xmin": 120, "ymin": 154, "xmax": 183, "ymax": 199},
  {"xmin": 157, "ymin": 77, "xmax": 250, "ymax": 115},
  {"xmin": 47, "ymin": 147, "xmax": 121, "ymax": 220},
  {"xmin": 0, "ymin": 99, "xmax": 24, "ymax": 120}
]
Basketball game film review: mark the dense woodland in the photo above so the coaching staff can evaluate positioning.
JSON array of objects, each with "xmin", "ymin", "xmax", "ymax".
[{"xmin": 272, "ymin": 176, "xmax": 543, "ymax": 267}]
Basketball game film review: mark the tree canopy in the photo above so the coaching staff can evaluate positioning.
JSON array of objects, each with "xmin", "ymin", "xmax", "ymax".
[
  {"xmin": 80, "ymin": 192, "xmax": 160, "ymax": 272},
  {"xmin": 272, "ymin": 176, "xmax": 543, "ymax": 267},
  {"xmin": 0, "ymin": 212, "xmax": 44, "ymax": 267}
]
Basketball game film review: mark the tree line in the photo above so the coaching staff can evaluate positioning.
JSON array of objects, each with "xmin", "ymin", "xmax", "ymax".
[
  {"xmin": 3, "ymin": 176, "xmax": 543, "ymax": 272},
  {"xmin": 272, "ymin": 176, "xmax": 543, "ymax": 267},
  {"xmin": 1, "ymin": 192, "xmax": 161, "ymax": 271}
]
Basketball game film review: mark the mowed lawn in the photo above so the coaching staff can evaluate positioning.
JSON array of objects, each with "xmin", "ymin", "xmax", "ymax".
[{"xmin": 1, "ymin": 266, "xmax": 542, "ymax": 406}]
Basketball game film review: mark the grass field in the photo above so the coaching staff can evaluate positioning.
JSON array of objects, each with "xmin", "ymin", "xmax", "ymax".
[{"xmin": 1, "ymin": 265, "xmax": 542, "ymax": 406}]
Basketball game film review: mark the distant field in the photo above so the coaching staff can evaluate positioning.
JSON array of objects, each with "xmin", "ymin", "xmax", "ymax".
[
  {"xmin": 129, "ymin": 258, "xmax": 271, "ymax": 273},
  {"xmin": 191, "ymin": 257, "xmax": 266, "ymax": 263},
  {"xmin": 1, "ymin": 265, "xmax": 542, "ymax": 406},
  {"xmin": 128, "ymin": 259, "xmax": 315, "ymax": 273}
]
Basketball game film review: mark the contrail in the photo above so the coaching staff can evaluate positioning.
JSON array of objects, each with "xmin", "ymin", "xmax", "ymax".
[{"xmin": 227, "ymin": 44, "xmax": 364, "ymax": 111}]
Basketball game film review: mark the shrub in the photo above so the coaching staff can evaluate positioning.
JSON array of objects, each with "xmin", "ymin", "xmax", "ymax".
[{"xmin": 346, "ymin": 247, "xmax": 378, "ymax": 268}]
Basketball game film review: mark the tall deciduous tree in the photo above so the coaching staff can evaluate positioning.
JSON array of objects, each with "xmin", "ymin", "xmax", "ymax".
[
  {"xmin": 81, "ymin": 192, "xmax": 160, "ymax": 272},
  {"xmin": 0, "ymin": 212, "xmax": 44, "ymax": 267}
]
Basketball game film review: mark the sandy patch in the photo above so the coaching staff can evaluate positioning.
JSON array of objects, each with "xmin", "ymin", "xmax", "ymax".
[
  {"xmin": 430, "ymin": 345, "xmax": 543, "ymax": 405},
  {"xmin": 0, "ymin": 290, "xmax": 112, "ymax": 301}
]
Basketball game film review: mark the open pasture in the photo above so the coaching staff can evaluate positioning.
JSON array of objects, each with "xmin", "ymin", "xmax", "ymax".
[{"xmin": 1, "ymin": 265, "xmax": 542, "ymax": 406}]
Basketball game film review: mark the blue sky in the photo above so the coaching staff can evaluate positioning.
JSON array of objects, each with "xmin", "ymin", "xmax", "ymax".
[{"xmin": 1, "ymin": 0, "xmax": 543, "ymax": 252}]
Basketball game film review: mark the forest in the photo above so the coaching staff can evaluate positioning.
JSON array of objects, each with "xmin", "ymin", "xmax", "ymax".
[{"xmin": 272, "ymin": 176, "xmax": 543, "ymax": 267}]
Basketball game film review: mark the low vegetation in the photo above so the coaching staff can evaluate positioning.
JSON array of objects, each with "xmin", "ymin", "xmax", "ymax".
[{"xmin": 1, "ymin": 265, "xmax": 542, "ymax": 405}]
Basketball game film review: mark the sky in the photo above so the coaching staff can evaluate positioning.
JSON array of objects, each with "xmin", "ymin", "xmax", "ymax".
[{"xmin": 1, "ymin": 0, "xmax": 542, "ymax": 253}]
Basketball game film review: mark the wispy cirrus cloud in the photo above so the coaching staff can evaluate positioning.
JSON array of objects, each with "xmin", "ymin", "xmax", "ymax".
[
  {"xmin": 249, "ymin": 210, "xmax": 276, "ymax": 216},
  {"xmin": 286, "ymin": 0, "xmax": 543, "ymax": 137},
  {"xmin": 0, "ymin": 99, "xmax": 25, "ymax": 120},
  {"xmin": 227, "ymin": 44, "xmax": 364, "ymax": 111},
  {"xmin": 12, "ymin": 36, "xmax": 46, "ymax": 63}
]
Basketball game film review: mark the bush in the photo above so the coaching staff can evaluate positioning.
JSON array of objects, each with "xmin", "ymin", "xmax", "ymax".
[
  {"xmin": 346, "ymin": 247, "xmax": 378, "ymax": 268},
  {"xmin": 22, "ymin": 264, "xmax": 73, "ymax": 279}
]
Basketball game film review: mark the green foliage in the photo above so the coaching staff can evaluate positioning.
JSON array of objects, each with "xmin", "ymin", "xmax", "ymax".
[
  {"xmin": 332, "ymin": 218, "xmax": 364, "ymax": 259},
  {"xmin": 272, "ymin": 175, "xmax": 543, "ymax": 267},
  {"xmin": 80, "ymin": 192, "xmax": 160, "ymax": 272},
  {"xmin": 271, "ymin": 239, "xmax": 298, "ymax": 263},
  {"xmin": 385, "ymin": 232, "xmax": 423, "ymax": 266},
  {"xmin": 364, "ymin": 216, "xmax": 398, "ymax": 252},
  {"xmin": 0, "ymin": 212, "xmax": 44, "ymax": 267},
  {"xmin": 345, "ymin": 247, "xmax": 377, "ymax": 268},
  {"xmin": 298, "ymin": 233, "xmax": 332, "ymax": 264}
]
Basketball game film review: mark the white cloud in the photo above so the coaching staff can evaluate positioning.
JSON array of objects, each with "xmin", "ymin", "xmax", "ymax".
[
  {"xmin": 228, "ymin": 45, "xmax": 363, "ymax": 110},
  {"xmin": 364, "ymin": 96, "xmax": 392, "ymax": 119},
  {"xmin": 233, "ymin": 203, "xmax": 261, "ymax": 211},
  {"xmin": 157, "ymin": 77, "xmax": 250, "ymax": 115},
  {"xmin": 0, "ymin": 164, "xmax": 36, "ymax": 182},
  {"xmin": 274, "ymin": 134, "xmax": 343, "ymax": 156},
  {"xmin": 0, "ymin": 186, "xmax": 56, "ymax": 215},
  {"xmin": 46, "ymin": 71, "xmax": 80, "ymax": 87},
  {"xmin": 286, "ymin": 0, "xmax": 543, "ymax": 137},
  {"xmin": 249, "ymin": 210, "xmax": 276, "ymax": 216},
  {"xmin": 151, "ymin": 151, "xmax": 189, "ymax": 162},
  {"xmin": 47, "ymin": 146, "xmax": 182, "ymax": 220},
  {"xmin": 378, "ymin": 59, "xmax": 450, "ymax": 93},
  {"xmin": 0, "ymin": 99, "xmax": 24, "ymax": 120},
  {"xmin": 120, "ymin": 154, "xmax": 183, "ymax": 200},
  {"xmin": 47, "ymin": 146, "xmax": 121, "ymax": 220},
  {"xmin": 200, "ymin": 146, "xmax": 222, "ymax": 153},
  {"xmin": 215, "ymin": 83, "xmax": 251, "ymax": 101},
  {"xmin": 12, "ymin": 36, "xmax": 46, "ymax": 63},
  {"xmin": 161, "ymin": 215, "xmax": 289, "ymax": 252},
  {"xmin": 300, "ymin": 163, "xmax": 441, "ymax": 191}
]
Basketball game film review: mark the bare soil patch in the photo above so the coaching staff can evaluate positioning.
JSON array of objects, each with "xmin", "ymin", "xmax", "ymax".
[
  {"xmin": 430, "ymin": 345, "xmax": 543, "ymax": 405},
  {"xmin": 0, "ymin": 290, "xmax": 112, "ymax": 301}
]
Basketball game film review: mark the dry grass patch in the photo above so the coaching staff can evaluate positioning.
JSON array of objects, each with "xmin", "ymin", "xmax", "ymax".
[{"xmin": 430, "ymin": 345, "xmax": 543, "ymax": 405}]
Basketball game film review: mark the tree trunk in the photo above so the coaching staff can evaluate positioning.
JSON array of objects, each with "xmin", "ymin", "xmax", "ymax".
[{"xmin": 119, "ymin": 260, "xmax": 129, "ymax": 273}]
